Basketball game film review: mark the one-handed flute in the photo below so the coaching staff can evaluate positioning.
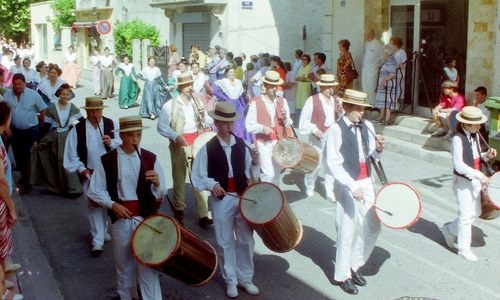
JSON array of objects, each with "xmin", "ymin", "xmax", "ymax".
[
  {"xmin": 477, "ymin": 132, "xmax": 495, "ymax": 176},
  {"xmin": 96, "ymin": 121, "xmax": 111, "ymax": 153},
  {"xmin": 360, "ymin": 120, "xmax": 388, "ymax": 185}
]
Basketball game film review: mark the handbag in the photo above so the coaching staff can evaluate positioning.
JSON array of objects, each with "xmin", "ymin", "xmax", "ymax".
[{"xmin": 345, "ymin": 53, "xmax": 358, "ymax": 82}]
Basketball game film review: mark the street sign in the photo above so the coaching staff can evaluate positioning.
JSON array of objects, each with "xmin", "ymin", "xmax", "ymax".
[
  {"xmin": 96, "ymin": 20, "xmax": 112, "ymax": 35},
  {"xmin": 241, "ymin": 1, "xmax": 253, "ymax": 9}
]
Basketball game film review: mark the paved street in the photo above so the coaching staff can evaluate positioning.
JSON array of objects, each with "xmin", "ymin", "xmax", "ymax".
[{"xmin": 10, "ymin": 74, "xmax": 500, "ymax": 300}]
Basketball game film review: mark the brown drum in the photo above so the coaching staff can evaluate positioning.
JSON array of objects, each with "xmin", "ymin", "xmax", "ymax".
[
  {"xmin": 131, "ymin": 215, "xmax": 218, "ymax": 286},
  {"xmin": 480, "ymin": 172, "xmax": 500, "ymax": 220},
  {"xmin": 272, "ymin": 137, "xmax": 320, "ymax": 173},
  {"xmin": 191, "ymin": 131, "xmax": 217, "ymax": 158},
  {"xmin": 239, "ymin": 182, "xmax": 303, "ymax": 252}
]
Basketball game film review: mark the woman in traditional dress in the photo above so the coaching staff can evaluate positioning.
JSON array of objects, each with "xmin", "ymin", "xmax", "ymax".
[
  {"xmin": 90, "ymin": 47, "xmax": 101, "ymax": 96},
  {"xmin": 191, "ymin": 61, "xmax": 212, "ymax": 96},
  {"xmin": 295, "ymin": 54, "xmax": 312, "ymax": 110},
  {"xmin": 35, "ymin": 60, "xmax": 48, "ymax": 87},
  {"xmin": 213, "ymin": 68, "xmax": 252, "ymax": 141},
  {"xmin": 37, "ymin": 64, "xmax": 66, "ymax": 104},
  {"xmin": 32, "ymin": 84, "xmax": 82, "ymax": 196},
  {"xmin": 99, "ymin": 47, "xmax": 115, "ymax": 99},
  {"xmin": 167, "ymin": 44, "xmax": 181, "ymax": 77},
  {"xmin": 115, "ymin": 55, "xmax": 139, "ymax": 109},
  {"xmin": 138, "ymin": 57, "xmax": 171, "ymax": 119},
  {"xmin": 61, "ymin": 45, "xmax": 81, "ymax": 88}
]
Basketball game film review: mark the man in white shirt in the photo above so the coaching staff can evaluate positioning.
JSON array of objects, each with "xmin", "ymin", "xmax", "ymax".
[
  {"xmin": 362, "ymin": 29, "xmax": 383, "ymax": 105},
  {"xmin": 192, "ymin": 102, "xmax": 261, "ymax": 298},
  {"xmin": 299, "ymin": 74, "xmax": 341, "ymax": 202},
  {"xmin": 64, "ymin": 97, "xmax": 121, "ymax": 257},
  {"xmin": 157, "ymin": 72, "xmax": 214, "ymax": 228},
  {"xmin": 324, "ymin": 89, "xmax": 385, "ymax": 295},
  {"xmin": 88, "ymin": 115, "xmax": 166, "ymax": 300},
  {"xmin": 245, "ymin": 70, "xmax": 293, "ymax": 185}
]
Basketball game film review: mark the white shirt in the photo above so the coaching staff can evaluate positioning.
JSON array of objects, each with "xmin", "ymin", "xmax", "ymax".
[
  {"xmin": 443, "ymin": 67, "xmax": 458, "ymax": 81},
  {"xmin": 37, "ymin": 78, "xmax": 66, "ymax": 103},
  {"xmin": 88, "ymin": 146, "xmax": 167, "ymax": 209},
  {"xmin": 45, "ymin": 103, "xmax": 82, "ymax": 132},
  {"xmin": 9, "ymin": 65, "xmax": 23, "ymax": 74},
  {"xmin": 292, "ymin": 59, "xmax": 302, "ymax": 77},
  {"xmin": 117, "ymin": 63, "xmax": 134, "ymax": 76},
  {"xmin": 157, "ymin": 95, "xmax": 214, "ymax": 141},
  {"xmin": 363, "ymin": 39, "xmax": 383, "ymax": 69},
  {"xmin": 192, "ymin": 135, "xmax": 260, "ymax": 192},
  {"xmin": 324, "ymin": 117, "xmax": 381, "ymax": 192},
  {"xmin": 312, "ymin": 63, "xmax": 328, "ymax": 73},
  {"xmin": 245, "ymin": 95, "xmax": 293, "ymax": 134},
  {"xmin": 65, "ymin": 52, "xmax": 77, "ymax": 64},
  {"xmin": 299, "ymin": 93, "xmax": 336, "ymax": 136},
  {"xmin": 90, "ymin": 55, "xmax": 100, "ymax": 67},
  {"xmin": 141, "ymin": 66, "xmax": 162, "ymax": 81},
  {"xmin": 451, "ymin": 130, "xmax": 488, "ymax": 181},
  {"xmin": 22, "ymin": 68, "xmax": 38, "ymax": 83},
  {"xmin": 393, "ymin": 48, "xmax": 407, "ymax": 66},
  {"xmin": 100, "ymin": 55, "xmax": 115, "ymax": 68},
  {"xmin": 64, "ymin": 119, "xmax": 121, "ymax": 173},
  {"xmin": 477, "ymin": 103, "xmax": 490, "ymax": 131}
]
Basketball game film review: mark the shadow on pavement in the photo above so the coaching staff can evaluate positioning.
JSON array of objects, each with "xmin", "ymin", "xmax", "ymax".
[
  {"xmin": 358, "ymin": 246, "xmax": 391, "ymax": 276},
  {"xmin": 416, "ymin": 174, "xmax": 452, "ymax": 188}
]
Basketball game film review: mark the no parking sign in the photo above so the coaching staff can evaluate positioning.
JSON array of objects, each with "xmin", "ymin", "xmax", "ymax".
[{"xmin": 96, "ymin": 20, "xmax": 112, "ymax": 35}]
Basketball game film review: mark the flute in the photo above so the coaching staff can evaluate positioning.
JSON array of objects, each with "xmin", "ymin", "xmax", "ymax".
[
  {"xmin": 477, "ymin": 132, "xmax": 496, "ymax": 176},
  {"xmin": 360, "ymin": 120, "xmax": 388, "ymax": 185},
  {"xmin": 95, "ymin": 120, "xmax": 111, "ymax": 153},
  {"xmin": 189, "ymin": 91, "xmax": 205, "ymax": 133}
]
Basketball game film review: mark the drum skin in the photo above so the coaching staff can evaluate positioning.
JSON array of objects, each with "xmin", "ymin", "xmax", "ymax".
[
  {"xmin": 192, "ymin": 131, "xmax": 217, "ymax": 158},
  {"xmin": 131, "ymin": 214, "xmax": 218, "ymax": 286},
  {"xmin": 239, "ymin": 182, "xmax": 303, "ymax": 252},
  {"xmin": 374, "ymin": 182, "xmax": 421, "ymax": 229},
  {"xmin": 272, "ymin": 137, "xmax": 320, "ymax": 173}
]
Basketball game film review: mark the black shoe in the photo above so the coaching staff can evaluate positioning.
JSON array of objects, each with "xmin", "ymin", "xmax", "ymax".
[
  {"xmin": 91, "ymin": 249, "xmax": 103, "ymax": 258},
  {"xmin": 351, "ymin": 269, "xmax": 366, "ymax": 286},
  {"xmin": 198, "ymin": 217, "xmax": 213, "ymax": 229},
  {"xmin": 336, "ymin": 279, "xmax": 358, "ymax": 295}
]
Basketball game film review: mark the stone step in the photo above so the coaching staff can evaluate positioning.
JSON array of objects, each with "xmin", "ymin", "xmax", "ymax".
[
  {"xmin": 381, "ymin": 125, "xmax": 451, "ymax": 152},
  {"xmin": 392, "ymin": 114, "xmax": 438, "ymax": 133},
  {"xmin": 383, "ymin": 135, "xmax": 452, "ymax": 169}
]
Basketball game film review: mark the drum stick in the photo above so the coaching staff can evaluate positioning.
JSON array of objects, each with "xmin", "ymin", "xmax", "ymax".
[
  {"xmin": 373, "ymin": 205, "xmax": 393, "ymax": 216},
  {"xmin": 477, "ymin": 133, "xmax": 495, "ymax": 176},
  {"xmin": 225, "ymin": 193, "xmax": 257, "ymax": 204},
  {"xmin": 131, "ymin": 217, "xmax": 162, "ymax": 233}
]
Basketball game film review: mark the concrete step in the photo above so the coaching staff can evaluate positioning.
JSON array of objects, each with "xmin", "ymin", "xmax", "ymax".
[
  {"xmin": 383, "ymin": 135, "xmax": 452, "ymax": 169},
  {"xmin": 381, "ymin": 125, "xmax": 451, "ymax": 152},
  {"xmin": 392, "ymin": 114, "xmax": 438, "ymax": 133}
]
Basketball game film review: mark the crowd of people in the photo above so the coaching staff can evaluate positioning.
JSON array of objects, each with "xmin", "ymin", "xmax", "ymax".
[{"xmin": 0, "ymin": 27, "xmax": 494, "ymax": 300}]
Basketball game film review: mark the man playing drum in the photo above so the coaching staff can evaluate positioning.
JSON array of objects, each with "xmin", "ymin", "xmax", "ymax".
[
  {"xmin": 157, "ymin": 72, "xmax": 214, "ymax": 228},
  {"xmin": 192, "ymin": 102, "xmax": 261, "ymax": 298},
  {"xmin": 88, "ymin": 115, "xmax": 167, "ymax": 299},
  {"xmin": 63, "ymin": 96, "xmax": 121, "ymax": 257},
  {"xmin": 324, "ymin": 89, "xmax": 385, "ymax": 295},
  {"xmin": 440, "ymin": 106, "xmax": 496, "ymax": 261},
  {"xmin": 299, "ymin": 73, "xmax": 342, "ymax": 202},
  {"xmin": 245, "ymin": 70, "xmax": 293, "ymax": 185}
]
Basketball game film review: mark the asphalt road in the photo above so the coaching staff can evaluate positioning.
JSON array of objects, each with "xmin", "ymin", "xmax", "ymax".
[{"xmin": 11, "ymin": 74, "xmax": 500, "ymax": 300}]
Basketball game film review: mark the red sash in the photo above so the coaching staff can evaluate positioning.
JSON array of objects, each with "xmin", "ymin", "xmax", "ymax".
[
  {"xmin": 473, "ymin": 158, "xmax": 480, "ymax": 170},
  {"xmin": 227, "ymin": 177, "xmax": 236, "ymax": 193},
  {"xmin": 182, "ymin": 132, "xmax": 199, "ymax": 146},
  {"xmin": 118, "ymin": 200, "xmax": 140, "ymax": 216},
  {"xmin": 357, "ymin": 162, "xmax": 368, "ymax": 180}
]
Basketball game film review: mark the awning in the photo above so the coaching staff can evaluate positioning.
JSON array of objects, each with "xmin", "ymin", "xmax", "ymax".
[{"xmin": 73, "ymin": 21, "xmax": 96, "ymax": 28}]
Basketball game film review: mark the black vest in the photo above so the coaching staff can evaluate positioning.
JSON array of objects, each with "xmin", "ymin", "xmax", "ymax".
[
  {"xmin": 101, "ymin": 148, "xmax": 157, "ymax": 222},
  {"xmin": 453, "ymin": 130, "xmax": 482, "ymax": 180},
  {"xmin": 76, "ymin": 117, "xmax": 114, "ymax": 167},
  {"xmin": 206, "ymin": 136, "xmax": 248, "ymax": 197},
  {"xmin": 338, "ymin": 118, "xmax": 371, "ymax": 179}
]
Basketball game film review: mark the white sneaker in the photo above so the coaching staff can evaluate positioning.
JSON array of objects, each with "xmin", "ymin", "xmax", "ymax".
[
  {"xmin": 226, "ymin": 283, "xmax": 238, "ymax": 298},
  {"xmin": 239, "ymin": 281, "xmax": 260, "ymax": 295},
  {"xmin": 104, "ymin": 233, "xmax": 112, "ymax": 242},
  {"xmin": 440, "ymin": 223, "xmax": 456, "ymax": 249},
  {"xmin": 5, "ymin": 262, "xmax": 21, "ymax": 273},
  {"xmin": 458, "ymin": 250, "xmax": 478, "ymax": 261}
]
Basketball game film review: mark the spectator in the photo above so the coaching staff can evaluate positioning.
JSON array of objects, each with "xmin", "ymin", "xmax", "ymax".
[
  {"xmin": 292, "ymin": 49, "xmax": 303, "ymax": 78},
  {"xmin": 295, "ymin": 54, "xmax": 312, "ymax": 110},
  {"xmin": 473, "ymin": 86, "xmax": 489, "ymax": 133},
  {"xmin": 283, "ymin": 62, "xmax": 297, "ymax": 119},
  {"xmin": 270, "ymin": 55, "xmax": 286, "ymax": 97},
  {"xmin": 374, "ymin": 44, "xmax": 398, "ymax": 124},
  {"xmin": 249, "ymin": 56, "xmax": 271, "ymax": 97},
  {"xmin": 431, "ymin": 80, "xmax": 466, "ymax": 138},
  {"xmin": 234, "ymin": 56, "xmax": 244, "ymax": 81},
  {"xmin": 189, "ymin": 45, "xmax": 207, "ymax": 69},
  {"xmin": 243, "ymin": 62, "xmax": 256, "ymax": 98},
  {"xmin": 443, "ymin": 56, "xmax": 459, "ymax": 82},
  {"xmin": 337, "ymin": 39, "xmax": 356, "ymax": 92},
  {"xmin": 309, "ymin": 52, "xmax": 328, "ymax": 82},
  {"xmin": 362, "ymin": 28, "xmax": 383, "ymax": 105},
  {"xmin": 206, "ymin": 47, "xmax": 220, "ymax": 85},
  {"xmin": 390, "ymin": 36, "xmax": 407, "ymax": 102}
]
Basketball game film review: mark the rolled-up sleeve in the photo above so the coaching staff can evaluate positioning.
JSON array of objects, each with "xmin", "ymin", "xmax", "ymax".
[{"xmin": 157, "ymin": 101, "xmax": 179, "ymax": 141}]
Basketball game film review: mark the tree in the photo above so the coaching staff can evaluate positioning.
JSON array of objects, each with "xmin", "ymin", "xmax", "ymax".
[
  {"xmin": 50, "ymin": 0, "xmax": 76, "ymax": 31},
  {"xmin": 0, "ymin": 0, "xmax": 32, "ymax": 41},
  {"xmin": 113, "ymin": 19, "xmax": 160, "ymax": 59}
]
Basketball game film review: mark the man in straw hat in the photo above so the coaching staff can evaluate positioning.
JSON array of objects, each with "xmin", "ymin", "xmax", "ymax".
[
  {"xmin": 64, "ymin": 96, "xmax": 121, "ymax": 257},
  {"xmin": 158, "ymin": 72, "xmax": 214, "ymax": 228},
  {"xmin": 440, "ymin": 106, "xmax": 496, "ymax": 261},
  {"xmin": 192, "ymin": 102, "xmax": 260, "ymax": 298},
  {"xmin": 324, "ymin": 89, "xmax": 385, "ymax": 295},
  {"xmin": 245, "ymin": 70, "xmax": 293, "ymax": 185},
  {"xmin": 299, "ymin": 73, "xmax": 342, "ymax": 202},
  {"xmin": 88, "ymin": 115, "xmax": 167, "ymax": 299}
]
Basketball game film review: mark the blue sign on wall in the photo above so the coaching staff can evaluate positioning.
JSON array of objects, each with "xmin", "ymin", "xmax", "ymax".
[{"xmin": 241, "ymin": 1, "xmax": 253, "ymax": 10}]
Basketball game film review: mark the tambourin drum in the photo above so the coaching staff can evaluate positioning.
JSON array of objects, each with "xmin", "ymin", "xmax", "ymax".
[
  {"xmin": 374, "ymin": 182, "xmax": 421, "ymax": 229},
  {"xmin": 272, "ymin": 137, "xmax": 320, "ymax": 173},
  {"xmin": 191, "ymin": 131, "xmax": 217, "ymax": 158},
  {"xmin": 131, "ymin": 215, "xmax": 218, "ymax": 286},
  {"xmin": 239, "ymin": 182, "xmax": 303, "ymax": 252},
  {"xmin": 481, "ymin": 172, "xmax": 500, "ymax": 220}
]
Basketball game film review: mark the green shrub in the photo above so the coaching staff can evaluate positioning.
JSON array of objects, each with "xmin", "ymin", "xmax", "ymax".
[
  {"xmin": 50, "ymin": 0, "xmax": 76, "ymax": 31},
  {"xmin": 113, "ymin": 19, "xmax": 160, "ymax": 58}
]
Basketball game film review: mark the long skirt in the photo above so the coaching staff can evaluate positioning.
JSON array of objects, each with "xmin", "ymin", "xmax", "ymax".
[
  {"xmin": 100, "ymin": 68, "xmax": 114, "ymax": 99},
  {"xmin": 61, "ymin": 62, "xmax": 81, "ymax": 87},
  {"xmin": 118, "ymin": 75, "xmax": 139, "ymax": 108},
  {"xmin": 93, "ymin": 67, "xmax": 101, "ymax": 94},
  {"xmin": 139, "ymin": 79, "xmax": 171, "ymax": 118}
]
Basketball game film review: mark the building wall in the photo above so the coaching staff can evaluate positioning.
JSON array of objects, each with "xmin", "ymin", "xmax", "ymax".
[
  {"xmin": 30, "ymin": 1, "xmax": 64, "ymax": 66},
  {"xmin": 494, "ymin": 1, "xmax": 500, "ymax": 97}
]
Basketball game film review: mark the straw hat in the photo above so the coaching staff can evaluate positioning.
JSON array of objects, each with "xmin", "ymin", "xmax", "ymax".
[
  {"xmin": 208, "ymin": 102, "xmax": 238, "ymax": 122},
  {"xmin": 176, "ymin": 72, "xmax": 194, "ymax": 86},
  {"xmin": 456, "ymin": 106, "xmax": 488, "ymax": 125},
  {"xmin": 316, "ymin": 74, "xmax": 339, "ymax": 87},
  {"xmin": 81, "ymin": 97, "xmax": 108, "ymax": 110},
  {"xmin": 262, "ymin": 70, "xmax": 284, "ymax": 86},
  {"xmin": 115, "ymin": 115, "xmax": 149, "ymax": 133},
  {"xmin": 341, "ymin": 89, "xmax": 372, "ymax": 107}
]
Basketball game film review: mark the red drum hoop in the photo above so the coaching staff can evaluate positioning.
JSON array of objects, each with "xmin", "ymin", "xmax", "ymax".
[{"xmin": 374, "ymin": 182, "xmax": 422, "ymax": 229}]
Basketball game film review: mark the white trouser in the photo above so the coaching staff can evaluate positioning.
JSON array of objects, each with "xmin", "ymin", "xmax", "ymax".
[
  {"xmin": 112, "ymin": 218, "xmax": 162, "ymax": 300},
  {"xmin": 448, "ymin": 175, "xmax": 481, "ymax": 252},
  {"xmin": 83, "ymin": 179, "xmax": 109, "ymax": 248},
  {"xmin": 334, "ymin": 177, "xmax": 381, "ymax": 281},
  {"xmin": 361, "ymin": 67, "xmax": 378, "ymax": 106},
  {"xmin": 257, "ymin": 140, "xmax": 282, "ymax": 185},
  {"xmin": 304, "ymin": 136, "xmax": 334, "ymax": 198},
  {"xmin": 210, "ymin": 194, "xmax": 255, "ymax": 285}
]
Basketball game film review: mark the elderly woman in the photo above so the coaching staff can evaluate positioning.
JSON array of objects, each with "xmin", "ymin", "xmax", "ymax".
[
  {"xmin": 337, "ymin": 39, "xmax": 356, "ymax": 92},
  {"xmin": 295, "ymin": 54, "xmax": 312, "ymax": 110},
  {"xmin": 374, "ymin": 44, "xmax": 398, "ymax": 124}
]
